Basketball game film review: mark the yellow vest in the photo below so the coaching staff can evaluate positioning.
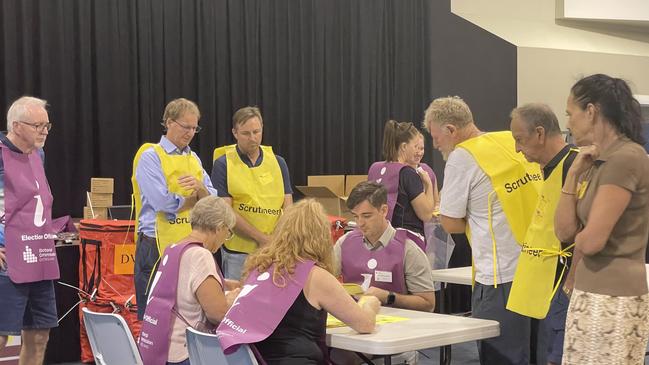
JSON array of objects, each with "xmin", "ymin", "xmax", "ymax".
[
  {"xmin": 214, "ymin": 145, "xmax": 285, "ymax": 253},
  {"xmin": 458, "ymin": 132, "xmax": 542, "ymax": 286},
  {"xmin": 132, "ymin": 143, "xmax": 203, "ymax": 254},
  {"xmin": 507, "ymin": 149, "xmax": 576, "ymax": 318}
]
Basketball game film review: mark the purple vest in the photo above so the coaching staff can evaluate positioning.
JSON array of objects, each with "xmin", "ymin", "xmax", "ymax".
[
  {"xmin": 139, "ymin": 241, "xmax": 222, "ymax": 365},
  {"xmin": 341, "ymin": 228, "xmax": 423, "ymax": 294},
  {"xmin": 216, "ymin": 260, "xmax": 315, "ymax": 354},
  {"xmin": 418, "ymin": 163, "xmax": 436, "ymax": 187},
  {"xmin": 1, "ymin": 143, "xmax": 58, "ymax": 283},
  {"xmin": 367, "ymin": 161, "xmax": 407, "ymax": 221}
]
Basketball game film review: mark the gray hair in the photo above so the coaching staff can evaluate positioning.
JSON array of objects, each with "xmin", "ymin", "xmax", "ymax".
[
  {"xmin": 190, "ymin": 196, "xmax": 236, "ymax": 232},
  {"xmin": 6, "ymin": 96, "xmax": 48, "ymax": 132},
  {"xmin": 510, "ymin": 103, "xmax": 561, "ymax": 137},
  {"xmin": 423, "ymin": 96, "xmax": 474, "ymax": 130}
]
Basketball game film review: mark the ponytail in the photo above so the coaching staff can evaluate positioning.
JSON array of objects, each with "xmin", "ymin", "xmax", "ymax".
[{"xmin": 570, "ymin": 74, "xmax": 645, "ymax": 145}]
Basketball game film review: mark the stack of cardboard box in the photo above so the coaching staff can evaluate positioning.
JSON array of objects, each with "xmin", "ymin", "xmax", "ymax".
[{"xmin": 83, "ymin": 178, "xmax": 114, "ymax": 219}]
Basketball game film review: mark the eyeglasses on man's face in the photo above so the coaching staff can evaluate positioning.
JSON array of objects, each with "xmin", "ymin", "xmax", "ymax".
[
  {"xmin": 171, "ymin": 119, "xmax": 202, "ymax": 133},
  {"xmin": 16, "ymin": 121, "xmax": 52, "ymax": 132}
]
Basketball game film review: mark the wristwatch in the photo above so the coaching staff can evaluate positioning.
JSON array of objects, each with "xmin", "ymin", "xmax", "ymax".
[{"xmin": 386, "ymin": 291, "xmax": 396, "ymax": 306}]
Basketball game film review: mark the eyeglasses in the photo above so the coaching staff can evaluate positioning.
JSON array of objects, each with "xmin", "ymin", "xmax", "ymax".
[
  {"xmin": 17, "ymin": 121, "xmax": 52, "ymax": 132},
  {"xmin": 171, "ymin": 119, "xmax": 202, "ymax": 133}
]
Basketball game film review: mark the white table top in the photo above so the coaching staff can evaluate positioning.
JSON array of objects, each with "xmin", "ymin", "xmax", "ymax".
[
  {"xmin": 430, "ymin": 266, "xmax": 472, "ymax": 286},
  {"xmin": 326, "ymin": 307, "xmax": 499, "ymax": 355},
  {"xmin": 430, "ymin": 264, "xmax": 649, "ymax": 288}
]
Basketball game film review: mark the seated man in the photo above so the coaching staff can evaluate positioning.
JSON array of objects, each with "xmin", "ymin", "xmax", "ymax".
[{"xmin": 334, "ymin": 181, "xmax": 435, "ymax": 312}]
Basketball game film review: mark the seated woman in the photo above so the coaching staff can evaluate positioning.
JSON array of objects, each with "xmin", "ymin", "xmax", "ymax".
[
  {"xmin": 139, "ymin": 196, "xmax": 239, "ymax": 365},
  {"xmin": 216, "ymin": 199, "xmax": 380, "ymax": 364},
  {"xmin": 368, "ymin": 120, "xmax": 439, "ymax": 237}
]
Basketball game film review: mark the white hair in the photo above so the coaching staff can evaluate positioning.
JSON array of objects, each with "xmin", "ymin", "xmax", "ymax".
[{"xmin": 6, "ymin": 96, "xmax": 47, "ymax": 132}]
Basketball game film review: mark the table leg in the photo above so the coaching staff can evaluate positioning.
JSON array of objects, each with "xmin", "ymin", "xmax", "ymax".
[
  {"xmin": 441, "ymin": 346, "xmax": 451, "ymax": 365},
  {"xmin": 353, "ymin": 352, "xmax": 393, "ymax": 365},
  {"xmin": 355, "ymin": 352, "xmax": 376, "ymax": 365},
  {"xmin": 439, "ymin": 283, "xmax": 447, "ymax": 364}
]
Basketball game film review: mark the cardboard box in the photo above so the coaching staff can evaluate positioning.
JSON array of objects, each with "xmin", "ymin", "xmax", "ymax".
[
  {"xmin": 344, "ymin": 175, "xmax": 368, "ymax": 197},
  {"xmin": 87, "ymin": 192, "xmax": 113, "ymax": 208},
  {"xmin": 83, "ymin": 206, "xmax": 108, "ymax": 219},
  {"xmin": 299, "ymin": 175, "xmax": 365, "ymax": 218},
  {"xmin": 295, "ymin": 186, "xmax": 349, "ymax": 217},
  {"xmin": 91, "ymin": 178, "xmax": 114, "ymax": 194},
  {"xmin": 307, "ymin": 175, "xmax": 345, "ymax": 197}
]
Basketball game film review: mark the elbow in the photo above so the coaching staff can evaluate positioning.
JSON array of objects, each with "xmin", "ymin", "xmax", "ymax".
[
  {"xmin": 423, "ymin": 299, "xmax": 435, "ymax": 313},
  {"xmin": 205, "ymin": 312, "xmax": 225, "ymax": 325},
  {"xmin": 554, "ymin": 226, "xmax": 575, "ymax": 244},
  {"xmin": 577, "ymin": 241, "xmax": 605, "ymax": 256},
  {"xmin": 440, "ymin": 217, "xmax": 464, "ymax": 234},
  {"xmin": 575, "ymin": 231, "xmax": 605, "ymax": 256},
  {"xmin": 554, "ymin": 217, "xmax": 579, "ymax": 243},
  {"xmin": 417, "ymin": 212, "xmax": 434, "ymax": 223},
  {"xmin": 356, "ymin": 318, "xmax": 376, "ymax": 334},
  {"xmin": 202, "ymin": 306, "xmax": 227, "ymax": 325}
]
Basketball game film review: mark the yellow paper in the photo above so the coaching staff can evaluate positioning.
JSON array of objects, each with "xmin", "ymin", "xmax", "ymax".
[
  {"xmin": 114, "ymin": 244, "xmax": 136, "ymax": 275},
  {"xmin": 326, "ymin": 314, "xmax": 409, "ymax": 328},
  {"xmin": 342, "ymin": 283, "xmax": 364, "ymax": 296}
]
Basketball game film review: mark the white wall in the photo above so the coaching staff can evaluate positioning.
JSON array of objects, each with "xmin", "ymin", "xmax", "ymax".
[
  {"xmin": 561, "ymin": 0, "xmax": 649, "ymax": 23},
  {"xmin": 451, "ymin": 0, "xmax": 649, "ymax": 56},
  {"xmin": 451, "ymin": 0, "xmax": 649, "ymax": 128},
  {"xmin": 517, "ymin": 47, "xmax": 649, "ymax": 129}
]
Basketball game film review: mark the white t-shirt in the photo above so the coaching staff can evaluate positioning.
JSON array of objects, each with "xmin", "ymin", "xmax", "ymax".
[
  {"xmin": 168, "ymin": 246, "xmax": 222, "ymax": 362},
  {"xmin": 439, "ymin": 147, "xmax": 520, "ymax": 285}
]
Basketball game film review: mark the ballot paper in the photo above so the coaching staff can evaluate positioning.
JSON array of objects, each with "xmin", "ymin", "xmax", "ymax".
[{"xmin": 326, "ymin": 313, "xmax": 409, "ymax": 328}]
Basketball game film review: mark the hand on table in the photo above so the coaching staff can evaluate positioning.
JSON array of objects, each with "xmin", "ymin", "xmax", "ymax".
[{"xmin": 357, "ymin": 295, "xmax": 381, "ymax": 314}]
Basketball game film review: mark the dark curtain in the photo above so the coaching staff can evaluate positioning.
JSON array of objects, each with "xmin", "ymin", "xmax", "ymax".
[{"xmin": 0, "ymin": 0, "xmax": 431, "ymax": 217}]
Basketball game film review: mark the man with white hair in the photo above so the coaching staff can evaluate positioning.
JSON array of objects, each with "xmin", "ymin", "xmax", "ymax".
[
  {"xmin": 424, "ymin": 96, "xmax": 541, "ymax": 365},
  {"xmin": 0, "ymin": 96, "xmax": 58, "ymax": 365}
]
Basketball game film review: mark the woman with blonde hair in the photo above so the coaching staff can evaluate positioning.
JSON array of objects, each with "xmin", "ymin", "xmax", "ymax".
[
  {"xmin": 216, "ymin": 199, "xmax": 379, "ymax": 364},
  {"xmin": 139, "ymin": 196, "xmax": 240, "ymax": 365}
]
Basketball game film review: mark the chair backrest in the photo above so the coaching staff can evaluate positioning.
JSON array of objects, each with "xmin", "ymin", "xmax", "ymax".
[
  {"xmin": 82, "ymin": 307, "xmax": 143, "ymax": 365},
  {"xmin": 186, "ymin": 327, "xmax": 259, "ymax": 365}
]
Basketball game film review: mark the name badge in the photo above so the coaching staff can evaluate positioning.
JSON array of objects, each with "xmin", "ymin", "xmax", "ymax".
[{"xmin": 374, "ymin": 270, "xmax": 393, "ymax": 283}]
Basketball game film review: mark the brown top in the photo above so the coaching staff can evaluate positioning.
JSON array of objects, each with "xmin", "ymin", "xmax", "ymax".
[{"xmin": 575, "ymin": 138, "xmax": 649, "ymax": 296}]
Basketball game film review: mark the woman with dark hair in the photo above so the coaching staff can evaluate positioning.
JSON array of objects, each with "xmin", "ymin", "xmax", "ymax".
[
  {"xmin": 555, "ymin": 74, "xmax": 649, "ymax": 364},
  {"xmin": 367, "ymin": 120, "xmax": 439, "ymax": 237}
]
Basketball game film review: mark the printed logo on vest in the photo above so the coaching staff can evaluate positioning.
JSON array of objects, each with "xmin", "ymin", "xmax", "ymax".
[
  {"xmin": 504, "ymin": 173, "xmax": 542, "ymax": 193},
  {"xmin": 23, "ymin": 246, "xmax": 38, "ymax": 263},
  {"xmin": 33, "ymin": 181, "xmax": 47, "ymax": 227},
  {"xmin": 237, "ymin": 203, "xmax": 282, "ymax": 216}
]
